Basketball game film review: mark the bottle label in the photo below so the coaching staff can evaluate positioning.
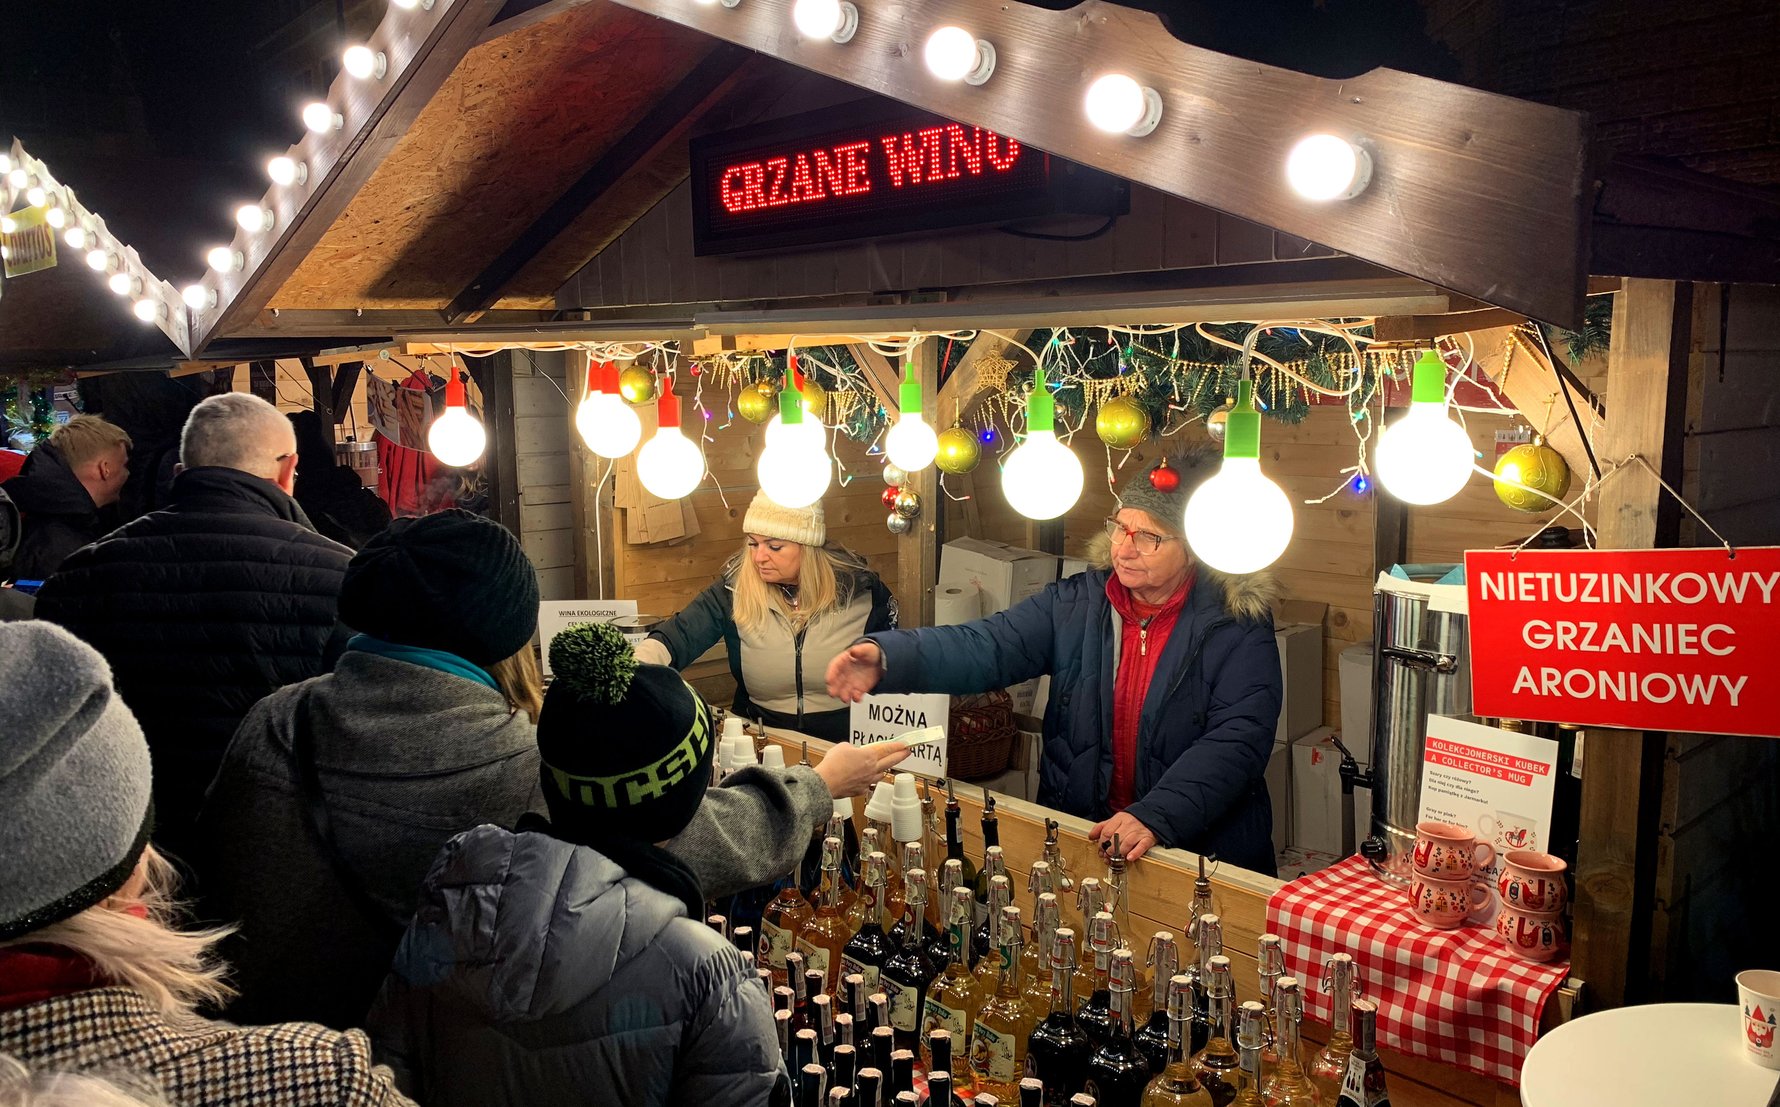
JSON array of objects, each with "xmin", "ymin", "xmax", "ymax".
[
  {"xmin": 839, "ymin": 954, "xmax": 879, "ymax": 991},
  {"xmin": 922, "ymin": 997, "xmax": 968, "ymax": 1045},
  {"xmin": 794, "ymin": 939, "xmax": 831, "ymax": 983},
  {"xmin": 1337, "ymin": 1059, "xmax": 1390, "ymax": 1107},
  {"xmin": 760, "ymin": 919, "xmax": 792, "ymax": 970},
  {"xmin": 883, "ymin": 977, "xmax": 922, "ymax": 1032},
  {"xmin": 972, "ymin": 1021, "xmax": 1019, "ymax": 1082}
]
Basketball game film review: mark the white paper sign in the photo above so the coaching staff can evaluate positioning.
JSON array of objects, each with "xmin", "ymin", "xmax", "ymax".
[
  {"xmin": 1417, "ymin": 714, "xmax": 1560, "ymax": 924},
  {"xmin": 537, "ymin": 600, "xmax": 639, "ymax": 676},
  {"xmin": 849, "ymin": 693, "xmax": 949, "ymax": 779}
]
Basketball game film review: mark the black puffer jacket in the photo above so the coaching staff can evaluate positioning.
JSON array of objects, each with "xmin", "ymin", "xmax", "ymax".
[
  {"xmin": 1, "ymin": 441, "xmax": 106, "ymax": 582},
  {"xmin": 35, "ymin": 467, "xmax": 353, "ymax": 859}
]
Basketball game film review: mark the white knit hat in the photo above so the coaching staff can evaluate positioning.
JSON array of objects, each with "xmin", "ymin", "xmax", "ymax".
[{"xmin": 743, "ymin": 491, "xmax": 826, "ymax": 546}]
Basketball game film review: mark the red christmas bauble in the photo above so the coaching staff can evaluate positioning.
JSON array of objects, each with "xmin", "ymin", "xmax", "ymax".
[
  {"xmin": 1148, "ymin": 460, "xmax": 1181, "ymax": 493},
  {"xmin": 881, "ymin": 485, "xmax": 902, "ymax": 509}
]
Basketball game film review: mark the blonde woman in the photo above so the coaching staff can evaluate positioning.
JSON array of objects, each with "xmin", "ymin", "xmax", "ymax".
[
  {"xmin": 637, "ymin": 491, "xmax": 897, "ymax": 743},
  {"xmin": 0, "ymin": 621, "xmax": 410, "ymax": 1107}
]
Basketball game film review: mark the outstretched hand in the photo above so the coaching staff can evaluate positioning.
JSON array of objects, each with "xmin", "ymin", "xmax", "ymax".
[
  {"xmin": 813, "ymin": 738, "xmax": 912, "ymax": 798},
  {"xmin": 825, "ymin": 641, "xmax": 885, "ymax": 703}
]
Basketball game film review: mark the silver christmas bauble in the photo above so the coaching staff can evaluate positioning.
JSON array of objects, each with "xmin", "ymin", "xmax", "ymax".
[
  {"xmin": 1206, "ymin": 402, "xmax": 1233, "ymax": 442},
  {"xmin": 882, "ymin": 464, "xmax": 908, "ymax": 487},
  {"xmin": 885, "ymin": 511, "xmax": 914, "ymax": 535}
]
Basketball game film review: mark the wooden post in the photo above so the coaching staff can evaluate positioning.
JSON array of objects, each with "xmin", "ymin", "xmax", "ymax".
[
  {"xmin": 1569, "ymin": 279, "xmax": 1692, "ymax": 1008},
  {"xmin": 898, "ymin": 340, "xmax": 940, "ymax": 626},
  {"xmin": 475, "ymin": 351, "xmax": 522, "ymax": 536}
]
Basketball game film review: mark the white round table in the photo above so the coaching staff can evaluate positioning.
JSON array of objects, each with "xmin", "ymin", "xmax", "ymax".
[{"xmin": 1522, "ymin": 1003, "xmax": 1779, "ymax": 1107}]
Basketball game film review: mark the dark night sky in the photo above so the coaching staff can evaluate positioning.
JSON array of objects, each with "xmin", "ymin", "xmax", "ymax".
[{"xmin": 2, "ymin": 0, "xmax": 1457, "ymax": 283}]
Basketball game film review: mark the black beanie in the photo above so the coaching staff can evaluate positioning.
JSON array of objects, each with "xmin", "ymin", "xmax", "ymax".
[
  {"xmin": 339, "ymin": 509, "xmax": 539, "ymax": 666},
  {"xmin": 536, "ymin": 623, "xmax": 715, "ymax": 845}
]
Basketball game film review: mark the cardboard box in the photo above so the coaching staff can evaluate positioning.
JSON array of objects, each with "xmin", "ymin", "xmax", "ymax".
[
  {"xmin": 938, "ymin": 538, "xmax": 1059, "ymax": 714},
  {"xmin": 1060, "ymin": 556, "xmax": 1090, "ymax": 580},
  {"xmin": 975, "ymin": 728, "xmax": 1041, "ymax": 802},
  {"xmin": 1273, "ymin": 600, "xmax": 1326, "ymax": 745},
  {"xmin": 1290, "ymin": 726, "xmax": 1347, "ymax": 856},
  {"xmin": 1264, "ymin": 735, "xmax": 1293, "ymax": 858}
]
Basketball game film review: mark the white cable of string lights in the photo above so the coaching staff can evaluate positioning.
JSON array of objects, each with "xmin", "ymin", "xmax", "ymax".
[{"xmin": 1193, "ymin": 320, "xmax": 1372, "ymax": 398}]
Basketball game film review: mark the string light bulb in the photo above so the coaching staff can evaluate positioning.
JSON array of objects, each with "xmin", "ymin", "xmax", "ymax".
[
  {"xmin": 1001, "ymin": 369, "xmax": 1084, "ymax": 520},
  {"xmin": 792, "ymin": 0, "xmax": 858, "ymax": 43},
  {"xmin": 267, "ymin": 156, "xmax": 308, "ymax": 187},
  {"xmin": 45, "ymin": 206, "xmax": 66, "ymax": 229},
  {"xmin": 1084, "ymin": 74, "xmax": 1163, "ymax": 137},
  {"xmin": 86, "ymin": 248, "xmax": 113, "ymax": 272},
  {"xmin": 64, "ymin": 225, "xmax": 87, "ymax": 250},
  {"xmin": 757, "ymin": 365, "xmax": 831, "ymax": 509},
  {"xmin": 133, "ymin": 298, "xmax": 165, "ymax": 323},
  {"xmin": 24, "ymin": 185, "xmax": 46, "ymax": 207},
  {"xmin": 0, "ymin": 216, "xmax": 13, "ymax": 235},
  {"xmin": 302, "ymin": 102, "xmax": 343, "ymax": 133},
  {"xmin": 182, "ymin": 284, "xmax": 216, "ymax": 311},
  {"xmin": 1373, "ymin": 348, "xmax": 1474, "ymax": 505},
  {"xmin": 108, "ymin": 272, "xmax": 139, "ymax": 297},
  {"xmin": 637, "ymin": 390, "xmax": 706, "ymax": 500},
  {"xmin": 207, "ymin": 246, "xmax": 243, "ymax": 273},
  {"xmin": 5, "ymin": 168, "xmax": 26, "ymax": 188},
  {"xmin": 1184, "ymin": 379, "xmax": 1294, "ymax": 574},
  {"xmin": 924, "ymin": 26, "xmax": 995, "ymax": 84},
  {"xmin": 427, "ymin": 362, "xmax": 487, "ymax": 467},
  {"xmin": 342, "ymin": 45, "xmax": 388, "ymax": 80},
  {"xmin": 884, "ymin": 360, "xmax": 938, "ymax": 472},
  {"xmin": 575, "ymin": 359, "xmax": 644, "ymax": 458},
  {"xmin": 1285, "ymin": 134, "xmax": 1373, "ymax": 201},
  {"xmin": 236, "ymin": 205, "xmax": 274, "ymax": 234},
  {"xmin": 391, "ymin": 0, "xmax": 434, "ymax": 9}
]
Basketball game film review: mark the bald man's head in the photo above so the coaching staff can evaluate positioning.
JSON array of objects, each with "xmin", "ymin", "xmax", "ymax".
[{"xmin": 180, "ymin": 393, "xmax": 300, "ymax": 493}]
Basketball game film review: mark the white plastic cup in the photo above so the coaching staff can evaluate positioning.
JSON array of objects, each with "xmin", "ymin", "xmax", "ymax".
[
  {"xmin": 761, "ymin": 745, "xmax": 786, "ymax": 770},
  {"xmin": 1738, "ymin": 969, "xmax": 1780, "ymax": 1069}
]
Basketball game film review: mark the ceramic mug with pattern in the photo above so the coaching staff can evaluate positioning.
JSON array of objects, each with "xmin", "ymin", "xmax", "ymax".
[
  {"xmin": 1497, "ymin": 850, "xmax": 1568, "ymax": 913},
  {"xmin": 1408, "ymin": 873, "xmax": 1491, "ymax": 930},
  {"xmin": 1412, "ymin": 820, "xmax": 1495, "ymax": 879},
  {"xmin": 1738, "ymin": 969, "xmax": 1780, "ymax": 1070},
  {"xmin": 1496, "ymin": 905, "xmax": 1565, "ymax": 962}
]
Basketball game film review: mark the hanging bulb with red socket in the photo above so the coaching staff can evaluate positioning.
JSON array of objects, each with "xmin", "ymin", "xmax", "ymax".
[
  {"xmin": 427, "ymin": 361, "xmax": 487, "ymax": 466},
  {"xmin": 637, "ymin": 386, "xmax": 705, "ymax": 499},
  {"xmin": 576, "ymin": 356, "xmax": 643, "ymax": 458}
]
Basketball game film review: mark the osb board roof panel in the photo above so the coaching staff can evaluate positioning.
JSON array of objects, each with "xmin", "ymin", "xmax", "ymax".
[{"xmin": 270, "ymin": 0, "xmax": 718, "ymax": 311}]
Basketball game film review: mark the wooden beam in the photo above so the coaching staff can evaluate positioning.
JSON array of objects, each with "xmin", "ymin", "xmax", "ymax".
[
  {"xmin": 1445, "ymin": 324, "xmax": 1600, "ymax": 487},
  {"xmin": 847, "ymin": 343, "xmax": 903, "ymax": 417},
  {"xmin": 897, "ymin": 340, "xmax": 940, "ymax": 626},
  {"xmin": 304, "ymin": 358, "xmax": 336, "ymax": 441},
  {"xmin": 1569, "ymin": 279, "xmax": 1692, "ymax": 1008},
  {"xmin": 936, "ymin": 328, "xmax": 1035, "ymax": 429},
  {"xmin": 329, "ymin": 362, "xmax": 363, "ymax": 424},
  {"xmin": 1372, "ymin": 308, "xmax": 1530, "ymax": 343},
  {"xmin": 604, "ymin": 0, "xmax": 1590, "ymax": 325},
  {"xmin": 191, "ymin": 0, "xmax": 507, "ymax": 354},
  {"xmin": 442, "ymin": 43, "xmax": 753, "ymax": 324}
]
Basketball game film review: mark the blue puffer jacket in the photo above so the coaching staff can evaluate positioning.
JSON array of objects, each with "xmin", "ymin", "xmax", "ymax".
[
  {"xmin": 368, "ymin": 824, "xmax": 786, "ymax": 1107},
  {"xmin": 870, "ymin": 565, "xmax": 1282, "ymax": 874}
]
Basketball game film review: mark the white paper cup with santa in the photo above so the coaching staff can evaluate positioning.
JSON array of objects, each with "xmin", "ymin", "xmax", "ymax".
[{"xmin": 1738, "ymin": 969, "xmax": 1780, "ymax": 1070}]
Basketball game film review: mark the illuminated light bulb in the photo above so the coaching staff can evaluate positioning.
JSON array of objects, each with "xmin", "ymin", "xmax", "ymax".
[
  {"xmin": 757, "ymin": 387, "xmax": 831, "ymax": 509},
  {"xmin": 267, "ymin": 156, "xmax": 308, "ymax": 186},
  {"xmin": 182, "ymin": 284, "xmax": 216, "ymax": 311},
  {"xmin": 108, "ymin": 271, "xmax": 137, "ymax": 297},
  {"xmin": 1001, "ymin": 369, "xmax": 1084, "ymax": 520},
  {"xmin": 6, "ymin": 168, "xmax": 26, "ymax": 188},
  {"xmin": 1373, "ymin": 349, "xmax": 1475, "ymax": 505},
  {"xmin": 637, "ymin": 392, "xmax": 706, "ymax": 500},
  {"xmin": 924, "ymin": 26, "xmax": 995, "ymax": 85},
  {"xmin": 236, "ymin": 205, "xmax": 274, "ymax": 233},
  {"xmin": 0, "ymin": 154, "xmax": 9, "ymax": 174},
  {"xmin": 86, "ymin": 248, "xmax": 111, "ymax": 271},
  {"xmin": 0, "ymin": 216, "xmax": 13, "ymax": 235},
  {"xmin": 207, "ymin": 246, "xmax": 243, "ymax": 272},
  {"xmin": 64, "ymin": 225, "xmax": 87, "ymax": 250},
  {"xmin": 391, "ymin": 0, "xmax": 434, "ymax": 9},
  {"xmin": 45, "ymin": 206, "xmax": 66, "ymax": 229},
  {"xmin": 1285, "ymin": 133, "xmax": 1373, "ymax": 201},
  {"xmin": 575, "ymin": 360, "xmax": 643, "ymax": 458},
  {"xmin": 792, "ymin": 0, "xmax": 857, "ymax": 43},
  {"xmin": 133, "ymin": 298, "xmax": 164, "ymax": 323},
  {"xmin": 302, "ymin": 102, "xmax": 343, "ymax": 133},
  {"xmin": 24, "ymin": 186, "xmax": 46, "ymax": 207},
  {"xmin": 343, "ymin": 45, "xmax": 387, "ymax": 80},
  {"xmin": 1084, "ymin": 73, "xmax": 1163, "ymax": 137},
  {"xmin": 427, "ymin": 364, "xmax": 487, "ymax": 467},
  {"xmin": 1185, "ymin": 379, "xmax": 1294, "ymax": 574},
  {"xmin": 884, "ymin": 360, "xmax": 938, "ymax": 472}
]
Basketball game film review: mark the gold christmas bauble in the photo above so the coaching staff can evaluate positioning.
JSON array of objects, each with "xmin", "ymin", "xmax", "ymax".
[
  {"xmin": 1494, "ymin": 441, "xmax": 1571, "ymax": 512},
  {"xmin": 1096, "ymin": 396, "xmax": 1151, "ymax": 450},
  {"xmin": 893, "ymin": 489, "xmax": 923, "ymax": 519},
  {"xmin": 737, "ymin": 380, "xmax": 777, "ymax": 424},
  {"xmin": 796, "ymin": 378, "xmax": 829, "ymax": 423},
  {"xmin": 618, "ymin": 366, "xmax": 658, "ymax": 405},
  {"xmin": 935, "ymin": 426, "xmax": 982, "ymax": 474}
]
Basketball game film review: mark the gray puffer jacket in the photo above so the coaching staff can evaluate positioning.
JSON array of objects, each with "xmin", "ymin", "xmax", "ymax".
[{"xmin": 368, "ymin": 824, "xmax": 785, "ymax": 1107}]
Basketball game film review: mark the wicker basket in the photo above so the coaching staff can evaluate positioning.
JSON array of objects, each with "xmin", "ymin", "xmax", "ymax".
[{"xmin": 946, "ymin": 689, "xmax": 1018, "ymax": 781}]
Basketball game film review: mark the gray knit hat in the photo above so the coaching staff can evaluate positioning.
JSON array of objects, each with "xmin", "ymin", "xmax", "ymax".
[
  {"xmin": 0, "ymin": 622, "xmax": 153, "ymax": 941},
  {"xmin": 1115, "ymin": 448, "xmax": 1221, "ymax": 535}
]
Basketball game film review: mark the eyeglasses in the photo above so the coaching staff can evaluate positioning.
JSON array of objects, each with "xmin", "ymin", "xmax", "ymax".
[{"xmin": 1104, "ymin": 517, "xmax": 1177, "ymax": 555}]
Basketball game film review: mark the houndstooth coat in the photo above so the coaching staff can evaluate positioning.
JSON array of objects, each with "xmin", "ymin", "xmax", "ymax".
[{"xmin": 0, "ymin": 987, "xmax": 414, "ymax": 1106}]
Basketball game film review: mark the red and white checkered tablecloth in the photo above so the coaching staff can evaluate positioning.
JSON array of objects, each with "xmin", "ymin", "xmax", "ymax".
[{"xmin": 1264, "ymin": 855, "xmax": 1569, "ymax": 1087}]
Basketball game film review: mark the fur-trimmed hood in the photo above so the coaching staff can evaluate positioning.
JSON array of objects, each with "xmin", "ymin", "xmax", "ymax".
[{"xmin": 1082, "ymin": 529, "xmax": 1279, "ymax": 624}]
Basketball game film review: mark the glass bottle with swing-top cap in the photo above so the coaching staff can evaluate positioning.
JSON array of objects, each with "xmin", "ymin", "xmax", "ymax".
[
  {"xmin": 1084, "ymin": 948, "xmax": 1152, "ymax": 1107},
  {"xmin": 1255, "ymin": 936, "xmax": 1285, "ymax": 1073},
  {"xmin": 974, "ymin": 905, "xmax": 1040, "ymax": 1101},
  {"xmin": 974, "ymin": 848, "xmax": 1011, "ymax": 966},
  {"xmin": 973, "ymin": 873, "xmax": 1013, "ymax": 999},
  {"xmin": 1026, "ymin": 893, "xmax": 1064, "ymax": 1013},
  {"xmin": 1308, "ymin": 955, "xmax": 1359, "ymax": 1103},
  {"xmin": 840, "ymin": 851, "xmax": 893, "ymax": 991},
  {"xmin": 1103, "ymin": 835, "xmax": 1151, "ymax": 1015},
  {"xmin": 1261, "ymin": 978, "xmax": 1319, "ymax": 1107},
  {"xmin": 922, "ymin": 884, "xmax": 981, "ymax": 1077},
  {"xmin": 799, "ymin": 837, "xmax": 853, "ymax": 995},
  {"xmin": 1138, "ymin": 973, "xmax": 1214, "ymax": 1107},
  {"xmin": 1189, "ymin": 956, "xmax": 1241, "ymax": 1106},
  {"xmin": 1076, "ymin": 912, "xmax": 1119, "ymax": 1050},
  {"xmin": 1229, "ymin": 1002, "xmax": 1267, "ymax": 1107},
  {"xmin": 880, "ymin": 868, "xmax": 938, "ymax": 1052},
  {"xmin": 1025, "ymin": 861, "xmax": 1058, "ymax": 988},
  {"xmin": 1134, "ymin": 932, "xmax": 1180, "ymax": 1073},
  {"xmin": 1189, "ymin": 916, "xmax": 1224, "ymax": 1058},
  {"xmin": 1073, "ymin": 880, "xmax": 1106, "ymax": 1004},
  {"xmin": 1027, "ymin": 927, "xmax": 1091, "ymax": 1106}
]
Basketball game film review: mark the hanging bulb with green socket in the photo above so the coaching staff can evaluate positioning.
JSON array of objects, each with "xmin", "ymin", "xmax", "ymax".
[
  {"xmin": 1184, "ymin": 379, "xmax": 1295, "ymax": 573},
  {"xmin": 884, "ymin": 359, "xmax": 939, "ymax": 472},
  {"xmin": 1000, "ymin": 368, "xmax": 1085, "ymax": 521},
  {"xmin": 1374, "ymin": 348, "xmax": 1476, "ymax": 505}
]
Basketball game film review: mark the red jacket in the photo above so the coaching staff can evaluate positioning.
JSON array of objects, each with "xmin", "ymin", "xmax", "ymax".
[{"xmin": 1105, "ymin": 573, "xmax": 1193, "ymax": 813}]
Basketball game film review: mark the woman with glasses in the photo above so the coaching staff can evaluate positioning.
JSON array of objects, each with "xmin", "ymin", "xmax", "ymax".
[{"xmin": 825, "ymin": 451, "xmax": 1283, "ymax": 875}]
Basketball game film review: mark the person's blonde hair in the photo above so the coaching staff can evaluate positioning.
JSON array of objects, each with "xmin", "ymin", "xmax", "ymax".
[
  {"xmin": 0, "ymin": 1055, "xmax": 170, "ymax": 1106},
  {"xmin": 488, "ymin": 644, "xmax": 543, "ymax": 724},
  {"xmin": 47, "ymin": 415, "xmax": 131, "ymax": 469},
  {"xmin": 732, "ymin": 541, "xmax": 842, "ymax": 636},
  {"xmin": 0, "ymin": 848, "xmax": 234, "ymax": 1026}
]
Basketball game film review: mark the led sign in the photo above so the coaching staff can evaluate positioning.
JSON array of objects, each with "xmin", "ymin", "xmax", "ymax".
[{"xmin": 690, "ymin": 101, "xmax": 1127, "ymax": 256}]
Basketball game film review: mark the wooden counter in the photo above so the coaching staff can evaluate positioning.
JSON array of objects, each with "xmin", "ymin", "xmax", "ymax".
[{"xmin": 761, "ymin": 727, "xmax": 1526, "ymax": 1107}]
